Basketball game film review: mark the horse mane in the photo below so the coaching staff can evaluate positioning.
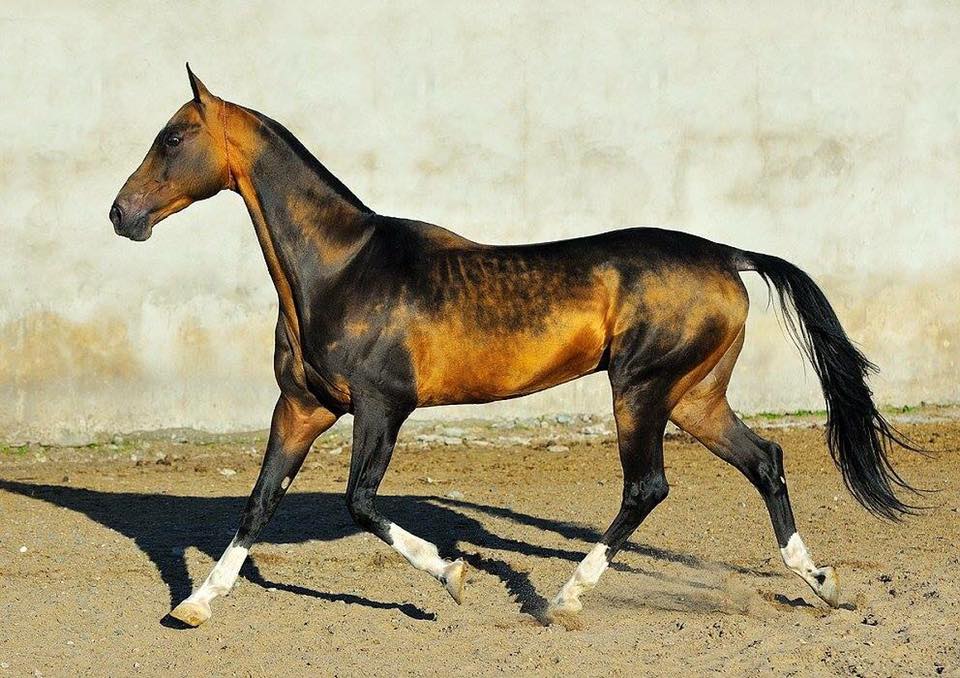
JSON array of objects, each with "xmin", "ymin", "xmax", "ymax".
[{"xmin": 242, "ymin": 106, "xmax": 372, "ymax": 213}]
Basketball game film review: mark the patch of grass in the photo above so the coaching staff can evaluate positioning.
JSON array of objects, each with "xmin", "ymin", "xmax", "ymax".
[
  {"xmin": 788, "ymin": 409, "xmax": 824, "ymax": 417},
  {"xmin": 752, "ymin": 408, "xmax": 826, "ymax": 420},
  {"xmin": 0, "ymin": 444, "xmax": 29, "ymax": 456},
  {"xmin": 751, "ymin": 404, "xmax": 933, "ymax": 422}
]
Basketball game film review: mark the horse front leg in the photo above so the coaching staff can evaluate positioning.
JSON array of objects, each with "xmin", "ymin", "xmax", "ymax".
[
  {"xmin": 167, "ymin": 396, "xmax": 337, "ymax": 627},
  {"xmin": 346, "ymin": 400, "xmax": 467, "ymax": 604}
]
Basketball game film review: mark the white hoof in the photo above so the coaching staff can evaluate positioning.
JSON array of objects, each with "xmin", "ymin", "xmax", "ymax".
[
  {"xmin": 441, "ymin": 559, "xmax": 467, "ymax": 604},
  {"xmin": 549, "ymin": 595, "xmax": 582, "ymax": 615},
  {"xmin": 810, "ymin": 566, "xmax": 840, "ymax": 608},
  {"xmin": 546, "ymin": 596, "xmax": 584, "ymax": 629},
  {"xmin": 168, "ymin": 599, "xmax": 212, "ymax": 627}
]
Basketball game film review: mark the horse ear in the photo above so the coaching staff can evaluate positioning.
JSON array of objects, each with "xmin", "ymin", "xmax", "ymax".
[{"xmin": 186, "ymin": 63, "xmax": 213, "ymax": 105}]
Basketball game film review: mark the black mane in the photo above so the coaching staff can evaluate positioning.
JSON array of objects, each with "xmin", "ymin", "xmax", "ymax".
[{"xmin": 244, "ymin": 107, "xmax": 371, "ymax": 213}]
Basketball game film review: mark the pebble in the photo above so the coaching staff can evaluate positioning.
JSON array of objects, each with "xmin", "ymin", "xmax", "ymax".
[
  {"xmin": 445, "ymin": 490, "xmax": 465, "ymax": 500},
  {"xmin": 218, "ymin": 468, "xmax": 237, "ymax": 476},
  {"xmin": 580, "ymin": 425, "xmax": 611, "ymax": 436},
  {"xmin": 416, "ymin": 433, "xmax": 463, "ymax": 446},
  {"xmin": 46, "ymin": 430, "xmax": 95, "ymax": 447},
  {"xmin": 547, "ymin": 444, "xmax": 570, "ymax": 453},
  {"xmin": 18, "ymin": 546, "xmax": 27, "ymax": 553},
  {"xmin": 327, "ymin": 446, "xmax": 343, "ymax": 455}
]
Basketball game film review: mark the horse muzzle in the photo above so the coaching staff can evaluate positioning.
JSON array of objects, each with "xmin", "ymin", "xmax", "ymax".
[{"xmin": 109, "ymin": 200, "xmax": 153, "ymax": 241}]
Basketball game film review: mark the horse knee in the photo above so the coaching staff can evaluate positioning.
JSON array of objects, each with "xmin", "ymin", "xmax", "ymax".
[{"xmin": 648, "ymin": 475, "xmax": 670, "ymax": 505}]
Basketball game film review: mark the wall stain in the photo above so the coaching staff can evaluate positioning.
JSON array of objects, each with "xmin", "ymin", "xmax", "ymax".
[
  {"xmin": 727, "ymin": 132, "xmax": 852, "ymax": 208},
  {"xmin": 174, "ymin": 319, "xmax": 214, "ymax": 377},
  {"xmin": 670, "ymin": 129, "xmax": 855, "ymax": 217},
  {"xmin": 0, "ymin": 311, "xmax": 141, "ymax": 387}
]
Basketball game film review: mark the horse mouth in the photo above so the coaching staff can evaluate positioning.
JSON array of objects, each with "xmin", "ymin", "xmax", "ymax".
[
  {"xmin": 124, "ymin": 225, "xmax": 153, "ymax": 241},
  {"xmin": 113, "ymin": 212, "xmax": 154, "ymax": 241}
]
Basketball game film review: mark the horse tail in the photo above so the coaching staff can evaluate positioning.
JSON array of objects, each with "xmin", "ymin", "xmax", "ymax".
[{"xmin": 732, "ymin": 248, "xmax": 923, "ymax": 520}]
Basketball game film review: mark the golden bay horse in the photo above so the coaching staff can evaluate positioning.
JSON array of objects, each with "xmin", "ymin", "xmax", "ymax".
[{"xmin": 110, "ymin": 66, "xmax": 918, "ymax": 627}]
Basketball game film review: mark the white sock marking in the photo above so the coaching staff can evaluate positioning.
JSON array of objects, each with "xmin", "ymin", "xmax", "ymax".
[
  {"xmin": 388, "ymin": 523, "xmax": 449, "ymax": 579},
  {"xmin": 780, "ymin": 531, "xmax": 834, "ymax": 595},
  {"xmin": 185, "ymin": 537, "xmax": 249, "ymax": 606},
  {"xmin": 780, "ymin": 533, "xmax": 815, "ymax": 574},
  {"xmin": 553, "ymin": 543, "xmax": 609, "ymax": 609}
]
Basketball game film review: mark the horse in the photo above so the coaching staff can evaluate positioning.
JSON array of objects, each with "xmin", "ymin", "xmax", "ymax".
[{"xmin": 110, "ymin": 66, "xmax": 918, "ymax": 628}]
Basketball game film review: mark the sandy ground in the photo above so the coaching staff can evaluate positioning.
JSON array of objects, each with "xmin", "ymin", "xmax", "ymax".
[{"xmin": 1, "ymin": 410, "xmax": 958, "ymax": 677}]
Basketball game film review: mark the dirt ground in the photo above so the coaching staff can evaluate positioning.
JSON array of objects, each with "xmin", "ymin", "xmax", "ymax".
[{"xmin": 1, "ymin": 409, "xmax": 958, "ymax": 677}]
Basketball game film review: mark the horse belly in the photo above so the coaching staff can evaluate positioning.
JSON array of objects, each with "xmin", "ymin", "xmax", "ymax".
[{"xmin": 408, "ymin": 305, "xmax": 610, "ymax": 406}]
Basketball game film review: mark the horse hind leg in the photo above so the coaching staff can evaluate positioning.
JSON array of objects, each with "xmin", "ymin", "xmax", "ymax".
[
  {"xmin": 670, "ymin": 333, "xmax": 840, "ymax": 607},
  {"xmin": 547, "ymin": 292, "xmax": 749, "ymax": 624},
  {"xmin": 548, "ymin": 383, "xmax": 671, "ymax": 623}
]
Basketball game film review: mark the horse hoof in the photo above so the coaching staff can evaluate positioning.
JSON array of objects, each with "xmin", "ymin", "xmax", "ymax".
[
  {"xmin": 813, "ymin": 566, "xmax": 840, "ymax": 608},
  {"xmin": 545, "ymin": 598, "xmax": 583, "ymax": 629},
  {"xmin": 442, "ymin": 559, "xmax": 467, "ymax": 604},
  {"xmin": 168, "ymin": 600, "xmax": 212, "ymax": 627}
]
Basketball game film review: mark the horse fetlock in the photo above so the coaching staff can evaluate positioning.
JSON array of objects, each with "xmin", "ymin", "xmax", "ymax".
[{"xmin": 780, "ymin": 533, "xmax": 840, "ymax": 607}]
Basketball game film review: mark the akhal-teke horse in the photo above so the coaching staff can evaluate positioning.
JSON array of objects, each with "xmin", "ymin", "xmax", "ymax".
[{"xmin": 110, "ymin": 67, "xmax": 919, "ymax": 627}]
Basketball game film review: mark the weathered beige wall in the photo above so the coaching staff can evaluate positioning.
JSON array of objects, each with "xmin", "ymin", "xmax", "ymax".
[{"xmin": 1, "ymin": 1, "xmax": 958, "ymax": 442}]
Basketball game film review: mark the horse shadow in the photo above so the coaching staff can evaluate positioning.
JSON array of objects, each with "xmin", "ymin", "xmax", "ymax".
[{"xmin": 0, "ymin": 479, "xmax": 780, "ymax": 624}]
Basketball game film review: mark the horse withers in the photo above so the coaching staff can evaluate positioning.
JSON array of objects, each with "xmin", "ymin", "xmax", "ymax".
[{"xmin": 110, "ymin": 66, "xmax": 919, "ymax": 627}]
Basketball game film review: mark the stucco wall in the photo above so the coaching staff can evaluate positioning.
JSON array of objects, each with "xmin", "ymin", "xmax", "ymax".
[{"xmin": 1, "ymin": 1, "xmax": 957, "ymax": 442}]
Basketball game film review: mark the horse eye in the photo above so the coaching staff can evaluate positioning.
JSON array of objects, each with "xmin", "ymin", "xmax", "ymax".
[{"xmin": 165, "ymin": 134, "xmax": 182, "ymax": 148}]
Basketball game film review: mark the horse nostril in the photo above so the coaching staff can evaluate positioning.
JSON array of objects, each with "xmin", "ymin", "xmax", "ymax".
[{"xmin": 109, "ymin": 203, "xmax": 124, "ymax": 228}]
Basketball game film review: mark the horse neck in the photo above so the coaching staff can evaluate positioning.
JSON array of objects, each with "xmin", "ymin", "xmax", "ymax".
[{"xmin": 226, "ymin": 104, "xmax": 373, "ymax": 335}]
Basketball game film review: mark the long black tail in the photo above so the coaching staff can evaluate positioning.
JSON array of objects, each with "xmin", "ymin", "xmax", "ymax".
[{"xmin": 734, "ymin": 249, "xmax": 922, "ymax": 520}]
